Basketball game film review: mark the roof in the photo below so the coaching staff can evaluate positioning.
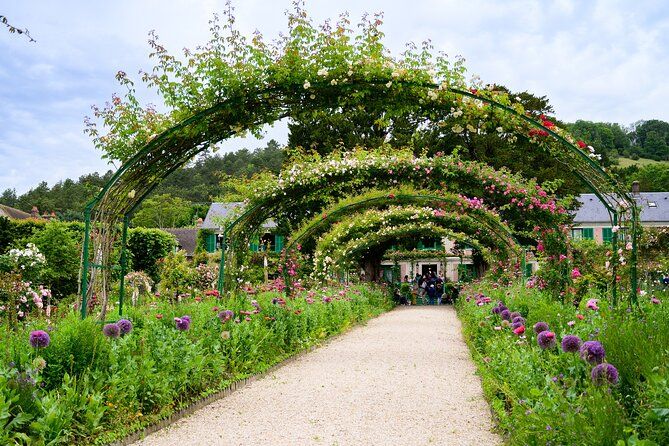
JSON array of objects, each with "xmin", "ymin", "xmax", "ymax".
[
  {"xmin": 0, "ymin": 204, "xmax": 32, "ymax": 220},
  {"xmin": 573, "ymin": 192, "xmax": 669, "ymax": 224},
  {"xmin": 202, "ymin": 202, "xmax": 277, "ymax": 230},
  {"xmin": 163, "ymin": 228, "xmax": 198, "ymax": 257}
]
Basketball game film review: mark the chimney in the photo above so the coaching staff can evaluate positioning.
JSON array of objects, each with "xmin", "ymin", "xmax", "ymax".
[
  {"xmin": 30, "ymin": 206, "xmax": 40, "ymax": 218},
  {"xmin": 631, "ymin": 181, "xmax": 640, "ymax": 195}
]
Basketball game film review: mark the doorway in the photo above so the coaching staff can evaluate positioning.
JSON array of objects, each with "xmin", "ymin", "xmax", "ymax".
[{"xmin": 421, "ymin": 264, "xmax": 438, "ymax": 277}]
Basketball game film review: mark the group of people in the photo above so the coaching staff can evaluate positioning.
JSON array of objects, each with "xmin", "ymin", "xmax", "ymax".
[{"xmin": 394, "ymin": 270, "xmax": 457, "ymax": 305}]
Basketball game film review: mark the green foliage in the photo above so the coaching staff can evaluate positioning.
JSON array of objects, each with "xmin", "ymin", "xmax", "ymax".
[
  {"xmin": 0, "ymin": 217, "xmax": 47, "ymax": 253},
  {"xmin": 0, "ymin": 284, "xmax": 390, "ymax": 444},
  {"xmin": 132, "ymin": 193, "xmax": 193, "ymax": 228},
  {"xmin": 158, "ymin": 250, "xmax": 197, "ymax": 299},
  {"xmin": 457, "ymin": 282, "xmax": 669, "ymax": 445},
  {"xmin": 29, "ymin": 221, "xmax": 80, "ymax": 298},
  {"xmin": 126, "ymin": 228, "xmax": 176, "ymax": 282}
]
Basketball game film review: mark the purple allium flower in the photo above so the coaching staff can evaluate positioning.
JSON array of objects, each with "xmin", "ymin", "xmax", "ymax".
[
  {"xmin": 29, "ymin": 330, "xmax": 50, "ymax": 348},
  {"xmin": 217, "ymin": 309, "xmax": 234, "ymax": 323},
  {"xmin": 322, "ymin": 296, "xmax": 332, "ymax": 303},
  {"xmin": 512, "ymin": 316, "xmax": 525, "ymax": 325},
  {"xmin": 580, "ymin": 341, "xmax": 606, "ymax": 364},
  {"xmin": 510, "ymin": 312, "xmax": 521, "ymax": 320},
  {"xmin": 103, "ymin": 323, "xmax": 121, "ymax": 338},
  {"xmin": 591, "ymin": 363, "xmax": 619, "ymax": 385},
  {"xmin": 500, "ymin": 309, "xmax": 511, "ymax": 321},
  {"xmin": 492, "ymin": 306, "xmax": 501, "ymax": 315},
  {"xmin": 117, "ymin": 319, "xmax": 133, "ymax": 335},
  {"xmin": 561, "ymin": 335, "xmax": 582, "ymax": 353},
  {"xmin": 512, "ymin": 321, "xmax": 524, "ymax": 330},
  {"xmin": 533, "ymin": 321, "xmax": 549, "ymax": 334},
  {"xmin": 174, "ymin": 316, "xmax": 191, "ymax": 331},
  {"xmin": 537, "ymin": 330, "xmax": 556, "ymax": 349}
]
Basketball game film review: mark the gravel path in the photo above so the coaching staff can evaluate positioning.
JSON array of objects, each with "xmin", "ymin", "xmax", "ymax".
[{"xmin": 132, "ymin": 306, "xmax": 501, "ymax": 446}]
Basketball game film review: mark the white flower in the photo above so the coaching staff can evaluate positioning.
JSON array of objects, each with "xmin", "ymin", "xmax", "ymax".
[
  {"xmin": 128, "ymin": 189, "xmax": 136, "ymax": 199},
  {"xmin": 330, "ymin": 79, "xmax": 338, "ymax": 85},
  {"xmin": 348, "ymin": 70, "xmax": 353, "ymax": 76},
  {"xmin": 427, "ymin": 90, "xmax": 438, "ymax": 100},
  {"xmin": 303, "ymin": 81, "xmax": 311, "ymax": 89},
  {"xmin": 452, "ymin": 124, "xmax": 464, "ymax": 134},
  {"xmin": 385, "ymin": 81, "xmax": 392, "ymax": 88},
  {"xmin": 611, "ymin": 225, "xmax": 620, "ymax": 233},
  {"xmin": 496, "ymin": 127, "xmax": 504, "ymax": 133},
  {"xmin": 626, "ymin": 242, "xmax": 633, "ymax": 250},
  {"xmin": 639, "ymin": 290, "xmax": 647, "ymax": 296},
  {"xmin": 317, "ymin": 68, "xmax": 329, "ymax": 77}
]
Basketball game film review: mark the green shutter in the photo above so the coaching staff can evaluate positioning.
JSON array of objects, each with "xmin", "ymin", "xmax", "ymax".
[
  {"xmin": 524, "ymin": 263, "xmax": 533, "ymax": 278},
  {"xmin": 602, "ymin": 227, "xmax": 613, "ymax": 244},
  {"xmin": 205, "ymin": 233, "xmax": 216, "ymax": 253},
  {"xmin": 275, "ymin": 235, "xmax": 284, "ymax": 252},
  {"xmin": 582, "ymin": 228, "xmax": 594, "ymax": 240},
  {"xmin": 250, "ymin": 235, "xmax": 259, "ymax": 252}
]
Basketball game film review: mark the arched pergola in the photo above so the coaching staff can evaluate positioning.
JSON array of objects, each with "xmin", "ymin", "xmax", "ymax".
[{"xmin": 81, "ymin": 21, "xmax": 639, "ymax": 317}]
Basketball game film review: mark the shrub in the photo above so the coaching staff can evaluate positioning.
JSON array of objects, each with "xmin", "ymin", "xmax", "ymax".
[
  {"xmin": 126, "ymin": 228, "xmax": 176, "ymax": 282},
  {"xmin": 29, "ymin": 221, "xmax": 80, "ymax": 298}
]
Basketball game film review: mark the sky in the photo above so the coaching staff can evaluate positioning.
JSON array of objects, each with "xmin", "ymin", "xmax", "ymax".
[{"xmin": 1, "ymin": 0, "xmax": 669, "ymax": 195}]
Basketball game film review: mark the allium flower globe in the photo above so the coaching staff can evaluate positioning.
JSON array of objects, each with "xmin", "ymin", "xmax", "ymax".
[
  {"xmin": 29, "ymin": 330, "xmax": 50, "ymax": 348},
  {"xmin": 533, "ymin": 321, "xmax": 549, "ymax": 334},
  {"xmin": 175, "ymin": 316, "xmax": 191, "ymax": 331},
  {"xmin": 591, "ymin": 363, "xmax": 619, "ymax": 385},
  {"xmin": 580, "ymin": 341, "xmax": 606, "ymax": 364},
  {"xmin": 537, "ymin": 331, "xmax": 556, "ymax": 349},
  {"xmin": 103, "ymin": 323, "xmax": 121, "ymax": 338},
  {"xmin": 117, "ymin": 319, "xmax": 133, "ymax": 335},
  {"xmin": 500, "ymin": 309, "xmax": 511, "ymax": 321},
  {"xmin": 561, "ymin": 335, "xmax": 582, "ymax": 353}
]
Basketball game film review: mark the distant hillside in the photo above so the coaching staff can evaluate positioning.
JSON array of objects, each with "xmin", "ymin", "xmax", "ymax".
[{"xmin": 617, "ymin": 157, "xmax": 669, "ymax": 168}]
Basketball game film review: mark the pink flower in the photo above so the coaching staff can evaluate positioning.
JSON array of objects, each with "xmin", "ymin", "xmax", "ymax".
[
  {"xmin": 559, "ymin": 254, "xmax": 567, "ymax": 262},
  {"xmin": 651, "ymin": 297, "xmax": 661, "ymax": 305},
  {"xmin": 576, "ymin": 314, "xmax": 585, "ymax": 320},
  {"xmin": 513, "ymin": 325, "xmax": 526, "ymax": 335},
  {"xmin": 571, "ymin": 268, "xmax": 582, "ymax": 279},
  {"xmin": 567, "ymin": 320, "xmax": 575, "ymax": 327},
  {"xmin": 586, "ymin": 299, "xmax": 599, "ymax": 311}
]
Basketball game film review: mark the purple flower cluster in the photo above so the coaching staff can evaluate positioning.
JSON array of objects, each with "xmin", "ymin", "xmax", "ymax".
[
  {"xmin": 537, "ymin": 331, "xmax": 556, "ymax": 349},
  {"xmin": 561, "ymin": 335, "xmax": 582, "ymax": 353},
  {"xmin": 29, "ymin": 330, "xmax": 50, "ymax": 348},
  {"xmin": 580, "ymin": 341, "xmax": 606, "ymax": 364},
  {"xmin": 591, "ymin": 363, "xmax": 619, "ymax": 385},
  {"xmin": 103, "ymin": 323, "xmax": 121, "ymax": 338},
  {"xmin": 175, "ymin": 315, "xmax": 191, "ymax": 331},
  {"xmin": 217, "ymin": 309, "xmax": 234, "ymax": 323},
  {"xmin": 500, "ymin": 309, "xmax": 511, "ymax": 321},
  {"xmin": 533, "ymin": 321, "xmax": 549, "ymax": 334},
  {"xmin": 117, "ymin": 319, "xmax": 133, "ymax": 335}
]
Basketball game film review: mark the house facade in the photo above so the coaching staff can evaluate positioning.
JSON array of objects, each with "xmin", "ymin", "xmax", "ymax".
[
  {"xmin": 200, "ymin": 202, "xmax": 284, "ymax": 254},
  {"xmin": 571, "ymin": 189, "xmax": 669, "ymax": 243}
]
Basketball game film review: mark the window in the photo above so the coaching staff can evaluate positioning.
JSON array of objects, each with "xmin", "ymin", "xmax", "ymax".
[
  {"xmin": 571, "ymin": 228, "xmax": 593, "ymax": 240},
  {"xmin": 602, "ymin": 227, "xmax": 613, "ymax": 244},
  {"xmin": 648, "ymin": 202, "xmax": 657, "ymax": 208}
]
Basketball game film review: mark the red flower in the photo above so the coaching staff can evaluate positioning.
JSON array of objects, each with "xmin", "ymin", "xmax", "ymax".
[
  {"xmin": 577, "ymin": 140, "xmax": 587, "ymax": 149},
  {"xmin": 470, "ymin": 88, "xmax": 478, "ymax": 95},
  {"xmin": 542, "ymin": 120, "xmax": 555, "ymax": 129},
  {"xmin": 513, "ymin": 325, "xmax": 526, "ymax": 335},
  {"xmin": 528, "ymin": 128, "xmax": 549, "ymax": 138},
  {"xmin": 155, "ymin": 314, "xmax": 163, "ymax": 320},
  {"xmin": 388, "ymin": 193, "xmax": 396, "ymax": 199},
  {"xmin": 576, "ymin": 314, "xmax": 584, "ymax": 320}
]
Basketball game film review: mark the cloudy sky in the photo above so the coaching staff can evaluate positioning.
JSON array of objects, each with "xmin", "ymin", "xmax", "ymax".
[{"xmin": 1, "ymin": 0, "xmax": 668, "ymax": 194}]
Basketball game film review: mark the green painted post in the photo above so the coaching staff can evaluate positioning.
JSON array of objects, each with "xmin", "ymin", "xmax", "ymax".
[
  {"xmin": 611, "ymin": 213, "xmax": 619, "ymax": 307},
  {"xmin": 630, "ymin": 207, "xmax": 639, "ymax": 305},
  {"xmin": 118, "ymin": 215, "xmax": 129, "ymax": 316},
  {"xmin": 217, "ymin": 231, "xmax": 226, "ymax": 295},
  {"xmin": 80, "ymin": 207, "xmax": 92, "ymax": 319},
  {"xmin": 521, "ymin": 248, "xmax": 527, "ymax": 286}
]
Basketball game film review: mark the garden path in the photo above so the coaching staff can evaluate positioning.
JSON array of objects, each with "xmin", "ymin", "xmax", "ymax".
[{"xmin": 133, "ymin": 306, "xmax": 501, "ymax": 446}]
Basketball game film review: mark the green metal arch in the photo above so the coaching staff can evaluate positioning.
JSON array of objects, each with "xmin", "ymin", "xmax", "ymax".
[{"xmin": 82, "ymin": 78, "xmax": 639, "ymax": 317}]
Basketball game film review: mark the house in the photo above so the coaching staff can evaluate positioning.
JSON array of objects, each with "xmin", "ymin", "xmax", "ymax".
[
  {"xmin": 201, "ymin": 202, "xmax": 284, "ymax": 253},
  {"xmin": 571, "ymin": 184, "xmax": 669, "ymax": 243},
  {"xmin": 380, "ymin": 237, "xmax": 476, "ymax": 282},
  {"xmin": 0, "ymin": 204, "xmax": 32, "ymax": 220},
  {"xmin": 163, "ymin": 228, "xmax": 198, "ymax": 259}
]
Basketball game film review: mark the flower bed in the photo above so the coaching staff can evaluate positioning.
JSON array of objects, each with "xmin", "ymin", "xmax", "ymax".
[
  {"xmin": 457, "ymin": 282, "xmax": 669, "ymax": 445},
  {"xmin": 0, "ymin": 284, "xmax": 392, "ymax": 445}
]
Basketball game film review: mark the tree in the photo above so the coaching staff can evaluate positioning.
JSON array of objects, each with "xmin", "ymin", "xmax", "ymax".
[
  {"xmin": 630, "ymin": 120, "xmax": 669, "ymax": 160},
  {"xmin": 29, "ymin": 221, "xmax": 80, "ymax": 298},
  {"xmin": 126, "ymin": 228, "xmax": 176, "ymax": 282},
  {"xmin": 132, "ymin": 194, "xmax": 193, "ymax": 228},
  {"xmin": 0, "ymin": 189, "xmax": 17, "ymax": 207}
]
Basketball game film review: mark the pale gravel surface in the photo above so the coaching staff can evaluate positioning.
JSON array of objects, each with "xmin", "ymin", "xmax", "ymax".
[{"xmin": 133, "ymin": 306, "xmax": 501, "ymax": 446}]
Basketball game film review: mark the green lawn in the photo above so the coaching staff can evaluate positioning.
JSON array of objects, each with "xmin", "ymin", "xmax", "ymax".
[{"xmin": 617, "ymin": 157, "xmax": 669, "ymax": 168}]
